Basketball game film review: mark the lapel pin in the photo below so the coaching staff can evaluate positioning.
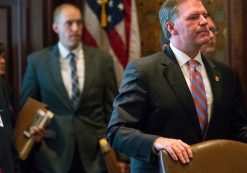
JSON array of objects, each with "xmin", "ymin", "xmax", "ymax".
[{"xmin": 215, "ymin": 76, "xmax": 220, "ymax": 82}]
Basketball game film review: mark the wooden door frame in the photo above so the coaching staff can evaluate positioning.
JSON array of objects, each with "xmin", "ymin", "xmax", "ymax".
[{"xmin": 227, "ymin": 0, "xmax": 247, "ymax": 104}]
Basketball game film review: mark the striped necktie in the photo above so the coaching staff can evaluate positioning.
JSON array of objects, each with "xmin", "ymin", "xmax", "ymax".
[
  {"xmin": 68, "ymin": 52, "xmax": 80, "ymax": 110},
  {"xmin": 189, "ymin": 59, "xmax": 208, "ymax": 133}
]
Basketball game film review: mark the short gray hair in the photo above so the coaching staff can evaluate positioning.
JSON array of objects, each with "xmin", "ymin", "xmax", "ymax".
[{"xmin": 159, "ymin": 0, "xmax": 181, "ymax": 40}]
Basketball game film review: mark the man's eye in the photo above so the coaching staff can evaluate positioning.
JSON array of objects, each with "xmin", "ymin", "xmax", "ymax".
[
  {"xmin": 66, "ymin": 21, "xmax": 82, "ymax": 26},
  {"xmin": 188, "ymin": 15, "xmax": 199, "ymax": 20},
  {"xmin": 76, "ymin": 20, "xmax": 83, "ymax": 25},
  {"xmin": 188, "ymin": 13, "xmax": 208, "ymax": 20},
  {"xmin": 67, "ymin": 21, "xmax": 73, "ymax": 26}
]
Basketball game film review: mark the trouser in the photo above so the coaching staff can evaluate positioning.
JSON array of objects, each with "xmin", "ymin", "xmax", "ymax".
[{"xmin": 68, "ymin": 143, "xmax": 86, "ymax": 173}]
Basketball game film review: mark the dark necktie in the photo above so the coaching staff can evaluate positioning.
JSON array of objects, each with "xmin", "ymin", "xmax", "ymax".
[
  {"xmin": 189, "ymin": 59, "xmax": 208, "ymax": 133},
  {"xmin": 68, "ymin": 52, "xmax": 80, "ymax": 110}
]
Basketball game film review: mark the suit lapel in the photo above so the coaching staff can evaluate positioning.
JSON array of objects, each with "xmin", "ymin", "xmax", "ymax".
[
  {"xmin": 77, "ymin": 45, "xmax": 95, "ymax": 106},
  {"xmin": 48, "ymin": 45, "xmax": 72, "ymax": 110},
  {"xmin": 202, "ymin": 57, "xmax": 222, "ymax": 111},
  {"xmin": 162, "ymin": 47, "xmax": 202, "ymax": 137},
  {"xmin": 47, "ymin": 45, "xmax": 97, "ymax": 110},
  {"xmin": 202, "ymin": 57, "xmax": 222, "ymax": 138}
]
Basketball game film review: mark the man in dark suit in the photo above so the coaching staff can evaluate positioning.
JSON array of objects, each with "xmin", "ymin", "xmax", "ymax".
[
  {"xmin": 106, "ymin": 0, "xmax": 247, "ymax": 173},
  {"xmin": 20, "ymin": 3, "xmax": 120, "ymax": 173},
  {"xmin": 0, "ymin": 77, "xmax": 19, "ymax": 173}
]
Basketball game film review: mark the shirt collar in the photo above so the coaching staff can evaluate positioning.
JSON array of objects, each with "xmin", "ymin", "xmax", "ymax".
[
  {"xmin": 170, "ymin": 42, "xmax": 203, "ymax": 67},
  {"xmin": 58, "ymin": 42, "xmax": 82, "ymax": 59}
]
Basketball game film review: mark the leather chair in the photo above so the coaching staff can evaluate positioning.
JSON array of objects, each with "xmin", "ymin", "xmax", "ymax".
[{"xmin": 159, "ymin": 139, "xmax": 247, "ymax": 173}]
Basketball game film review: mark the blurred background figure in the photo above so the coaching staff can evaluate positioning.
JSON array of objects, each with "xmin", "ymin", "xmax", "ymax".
[
  {"xmin": 19, "ymin": 3, "xmax": 129, "ymax": 173},
  {"xmin": 0, "ymin": 43, "xmax": 15, "ymax": 123},
  {"xmin": 0, "ymin": 77, "xmax": 20, "ymax": 173},
  {"xmin": 0, "ymin": 43, "xmax": 6, "ymax": 77},
  {"xmin": 0, "ymin": 43, "xmax": 19, "ymax": 173},
  {"xmin": 201, "ymin": 16, "xmax": 218, "ymax": 59}
]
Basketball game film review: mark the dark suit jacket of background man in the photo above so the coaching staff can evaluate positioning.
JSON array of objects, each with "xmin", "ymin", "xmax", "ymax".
[
  {"xmin": 0, "ymin": 77, "xmax": 19, "ymax": 173},
  {"xmin": 107, "ymin": 46, "xmax": 247, "ymax": 173},
  {"xmin": 20, "ymin": 44, "xmax": 118, "ymax": 173}
]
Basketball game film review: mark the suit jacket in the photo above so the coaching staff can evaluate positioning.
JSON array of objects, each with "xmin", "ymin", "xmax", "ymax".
[
  {"xmin": 106, "ymin": 46, "xmax": 247, "ymax": 173},
  {"xmin": 20, "ymin": 44, "xmax": 118, "ymax": 173},
  {"xmin": 0, "ymin": 78, "xmax": 19, "ymax": 173}
]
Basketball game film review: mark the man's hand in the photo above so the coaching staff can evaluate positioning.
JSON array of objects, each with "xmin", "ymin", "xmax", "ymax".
[
  {"xmin": 29, "ymin": 126, "xmax": 46, "ymax": 143},
  {"xmin": 153, "ymin": 137, "xmax": 193, "ymax": 164},
  {"xmin": 118, "ymin": 161, "xmax": 130, "ymax": 173}
]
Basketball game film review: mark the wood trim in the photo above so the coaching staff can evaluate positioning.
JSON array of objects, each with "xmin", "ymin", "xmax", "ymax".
[{"xmin": 227, "ymin": 0, "xmax": 247, "ymax": 104}]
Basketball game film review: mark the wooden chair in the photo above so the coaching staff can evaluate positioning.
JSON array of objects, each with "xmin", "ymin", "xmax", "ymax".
[
  {"xmin": 159, "ymin": 139, "xmax": 247, "ymax": 173},
  {"xmin": 99, "ymin": 138, "xmax": 121, "ymax": 173}
]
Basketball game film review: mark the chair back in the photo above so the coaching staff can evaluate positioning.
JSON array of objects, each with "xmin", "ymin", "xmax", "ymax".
[{"xmin": 159, "ymin": 139, "xmax": 247, "ymax": 173}]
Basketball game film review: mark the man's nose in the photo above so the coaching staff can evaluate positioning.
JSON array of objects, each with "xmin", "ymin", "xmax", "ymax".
[{"xmin": 199, "ymin": 15, "xmax": 208, "ymax": 25}]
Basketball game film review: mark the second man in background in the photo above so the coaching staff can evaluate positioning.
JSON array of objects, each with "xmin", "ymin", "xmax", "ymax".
[{"xmin": 19, "ymin": 3, "xmax": 127, "ymax": 173}]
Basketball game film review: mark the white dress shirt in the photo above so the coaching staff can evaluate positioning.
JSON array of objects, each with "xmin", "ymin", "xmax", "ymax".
[
  {"xmin": 58, "ymin": 42, "xmax": 85, "ymax": 99},
  {"xmin": 170, "ymin": 43, "xmax": 213, "ymax": 120}
]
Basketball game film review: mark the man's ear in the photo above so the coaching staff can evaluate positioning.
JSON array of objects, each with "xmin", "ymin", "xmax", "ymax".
[
  {"xmin": 166, "ymin": 21, "xmax": 178, "ymax": 35},
  {"xmin": 52, "ymin": 23, "xmax": 58, "ymax": 33}
]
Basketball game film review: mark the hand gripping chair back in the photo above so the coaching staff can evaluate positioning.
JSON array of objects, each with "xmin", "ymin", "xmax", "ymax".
[{"xmin": 159, "ymin": 140, "xmax": 247, "ymax": 173}]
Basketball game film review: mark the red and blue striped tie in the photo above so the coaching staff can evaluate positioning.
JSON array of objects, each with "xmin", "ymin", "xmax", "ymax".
[{"xmin": 189, "ymin": 59, "xmax": 208, "ymax": 133}]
